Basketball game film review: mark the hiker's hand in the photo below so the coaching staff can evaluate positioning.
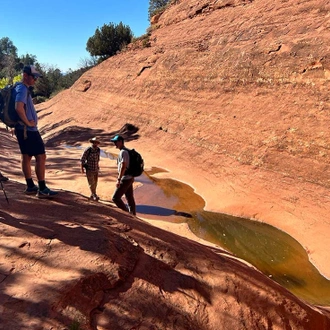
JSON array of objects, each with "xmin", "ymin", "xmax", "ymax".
[
  {"xmin": 81, "ymin": 168, "xmax": 85, "ymax": 174},
  {"xmin": 27, "ymin": 120, "xmax": 35, "ymax": 127}
]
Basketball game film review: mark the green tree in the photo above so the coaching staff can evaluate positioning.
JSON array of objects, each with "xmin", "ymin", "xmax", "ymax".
[
  {"xmin": 0, "ymin": 36, "xmax": 90, "ymax": 99},
  {"xmin": 19, "ymin": 53, "xmax": 37, "ymax": 66},
  {"xmin": 0, "ymin": 37, "xmax": 18, "ymax": 81},
  {"xmin": 0, "ymin": 74, "xmax": 21, "ymax": 88},
  {"xmin": 86, "ymin": 21, "xmax": 133, "ymax": 60},
  {"xmin": 0, "ymin": 37, "xmax": 39, "ymax": 83},
  {"xmin": 148, "ymin": 0, "xmax": 171, "ymax": 19},
  {"xmin": 44, "ymin": 65, "xmax": 62, "ymax": 92},
  {"xmin": 59, "ymin": 67, "xmax": 90, "ymax": 90},
  {"xmin": 32, "ymin": 63, "xmax": 52, "ymax": 98}
]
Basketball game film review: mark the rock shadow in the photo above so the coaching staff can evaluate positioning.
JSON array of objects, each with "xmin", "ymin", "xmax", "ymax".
[{"xmin": 44, "ymin": 123, "xmax": 140, "ymax": 147}]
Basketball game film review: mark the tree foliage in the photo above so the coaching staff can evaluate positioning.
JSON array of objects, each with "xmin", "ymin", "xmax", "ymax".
[
  {"xmin": 148, "ymin": 0, "xmax": 171, "ymax": 19},
  {"xmin": 19, "ymin": 53, "xmax": 37, "ymax": 66},
  {"xmin": 0, "ymin": 37, "xmax": 92, "ymax": 100},
  {"xmin": 86, "ymin": 21, "xmax": 133, "ymax": 60},
  {"xmin": 0, "ymin": 37, "xmax": 18, "ymax": 81},
  {"xmin": 0, "ymin": 74, "xmax": 20, "ymax": 89},
  {"xmin": 0, "ymin": 37, "xmax": 17, "ymax": 57}
]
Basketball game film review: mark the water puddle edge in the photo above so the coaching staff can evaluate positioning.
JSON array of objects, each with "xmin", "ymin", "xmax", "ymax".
[
  {"xmin": 64, "ymin": 144, "xmax": 330, "ymax": 305},
  {"xmin": 136, "ymin": 167, "xmax": 330, "ymax": 306}
]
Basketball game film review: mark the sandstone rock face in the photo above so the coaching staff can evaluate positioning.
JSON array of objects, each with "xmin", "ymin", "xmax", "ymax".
[
  {"xmin": 36, "ymin": 0, "xmax": 330, "ymax": 279},
  {"xmin": 0, "ymin": 179, "xmax": 329, "ymax": 329},
  {"xmin": 2, "ymin": 0, "xmax": 330, "ymax": 328}
]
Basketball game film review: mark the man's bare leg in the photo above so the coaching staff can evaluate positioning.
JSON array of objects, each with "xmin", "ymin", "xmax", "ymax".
[
  {"xmin": 22, "ymin": 154, "xmax": 33, "ymax": 179},
  {"xmin": 35, "ymin": 153, "xmax": 46, "ymax": 181}
]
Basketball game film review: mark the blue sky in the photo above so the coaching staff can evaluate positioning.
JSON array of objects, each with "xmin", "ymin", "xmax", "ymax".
[{"xmin": 0, "ymin": 0, "xmax": 150, "ymax": 72}]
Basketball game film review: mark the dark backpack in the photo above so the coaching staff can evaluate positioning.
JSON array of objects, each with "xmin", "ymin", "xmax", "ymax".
[
  {"xmin": 0, "ymin": 83, "xmax": 21, "ymax": 128},
  {"xmin": 125, "ymin": 148, "xmax": 144, "ymax": 177}
]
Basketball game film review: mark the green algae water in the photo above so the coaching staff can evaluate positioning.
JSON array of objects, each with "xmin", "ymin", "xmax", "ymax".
[
  {"xmin": 135, "ymin": 168, "xmax": 330, "ymax": 306},
  {"xmin": 187, "ymin": 210, "xmax": 330, "ymax": 305}
]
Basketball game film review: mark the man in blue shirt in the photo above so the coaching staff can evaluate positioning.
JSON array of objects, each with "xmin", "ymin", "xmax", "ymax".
[{"xmin": 14, "ymin": 65, "xmax": 57, "ymax": 198}]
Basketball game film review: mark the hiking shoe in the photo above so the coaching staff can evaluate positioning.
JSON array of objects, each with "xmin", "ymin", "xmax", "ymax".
[
  {"xmin": 37, "ymin": 187, "xmax": 58, "ymax": 199},
  {"xmin": 91, "ymin": 194, "xmax": 99, "ymax": 201},
  {"xmin": 24, "ymin": 185, "xmax": 38, "ymax": 195}
]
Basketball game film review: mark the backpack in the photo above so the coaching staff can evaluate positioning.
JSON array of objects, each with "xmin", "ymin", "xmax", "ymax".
[
  {"xmin": 125, "ymin": 148, "xmax": 144, "ymax": 177},
  {"xmin": 0, "ymin": 83, "xmax": 21, "ymax": 128}
]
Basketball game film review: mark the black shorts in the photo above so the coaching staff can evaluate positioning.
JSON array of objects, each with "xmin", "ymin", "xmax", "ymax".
[{"xmin": 15, "ymin": 129, "xmax": 45, "ymax": 156}]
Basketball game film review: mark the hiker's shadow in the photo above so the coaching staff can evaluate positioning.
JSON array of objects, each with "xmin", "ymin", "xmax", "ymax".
[
  {"xmin": 136, "ymin": 205, "xmax": 176, "ymax": 216},
  {"xmin": 0, "ymin": 207, "xmax": 212, "ymax": 328}
]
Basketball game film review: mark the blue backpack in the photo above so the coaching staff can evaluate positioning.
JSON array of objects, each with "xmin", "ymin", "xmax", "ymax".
[{"xmin": 0, "ymin": 83, "xmax": 21, "ymax": 128}]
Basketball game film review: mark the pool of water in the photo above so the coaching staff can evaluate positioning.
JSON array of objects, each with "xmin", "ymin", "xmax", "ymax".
[
  {"xmin": 134, "ymin": 167, "xmax": 330, "ymax": 306},
  {"xmin": 188, "ymin": 211, "xmax": 330, "ymax": 305},
  {"xmin": 63, "ymin": 144, "xmax": 330, "ymax": 306}
]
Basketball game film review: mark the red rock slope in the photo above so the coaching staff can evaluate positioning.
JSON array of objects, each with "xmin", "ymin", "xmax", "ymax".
[
  {"xmin": 1, "ymin": 1, "xmax": 330, "ymax": 327},
  {"xmin": 36, "ymin": 0, "xmax": 330, "ymax": 279},
  {"xmin": 0, "ymin": 176, "xmax": 329, "ymax": 329}
]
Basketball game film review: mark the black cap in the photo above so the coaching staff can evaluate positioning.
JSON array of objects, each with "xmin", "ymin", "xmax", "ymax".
[{"xmin": 23, "ymin": 65, "xmax": 43, "ymax": 78}]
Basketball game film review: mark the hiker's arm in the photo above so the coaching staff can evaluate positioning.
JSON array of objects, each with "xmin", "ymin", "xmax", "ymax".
[
  {"xmin": 80, "ymin": 151, "xmax": 87, "ymax": 174},
  {"xmin": 81, "ymin": 159, "xmax": 85, "ymax": 173},
  {"xmin": 15, "ymin": 102, "xmax": 35, "ymax": 127},
  {"xmin": 116, "ymin": 161, "xmax": 127, "ymax": 186}
]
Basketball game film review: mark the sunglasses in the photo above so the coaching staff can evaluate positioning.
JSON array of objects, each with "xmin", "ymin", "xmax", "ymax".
[{"xmin": 29, "ymin": 74, "xmax": 38, "ymax": 80}]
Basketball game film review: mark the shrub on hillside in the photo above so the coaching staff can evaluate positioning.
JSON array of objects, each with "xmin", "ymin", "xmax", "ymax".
[{"xmin": 86, "ymin": 22, "xmax": 133, "ymax": 60}]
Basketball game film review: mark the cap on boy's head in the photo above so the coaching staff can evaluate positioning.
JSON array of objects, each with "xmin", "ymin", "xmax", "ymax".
[
  {"xmin": 110, "ymin": 135, "xmax": 124, "ymax": 142},
  {"xmin": 23, "ymin": 65, "xmax": 43, "ymax": 78},
  {"xmin": 89, "ymin": 137, "xmax": 100, "ymax": 144}
]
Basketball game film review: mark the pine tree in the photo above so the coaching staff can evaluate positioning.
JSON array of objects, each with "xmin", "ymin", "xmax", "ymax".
[
  {"xmin": 148, "ymin": 0, "xmax": 171, "ymax": 19},
  {"xmin": 86, "ymin": 22, "xmax": 133, "ymax": 60}
]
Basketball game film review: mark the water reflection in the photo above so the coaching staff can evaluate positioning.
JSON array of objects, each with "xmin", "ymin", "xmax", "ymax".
[
  {"xmin": 63, "ymin": 144, "xmax": 116, "ymax": 160},
  {"xmin": 135, "ymin": 168, "xmax": 204, "ymax": 224},
  {"xmin": 100, "ymin": 149, "xmax": 116, "ymax": 160},
  {"xmin": 134, "ymin": 168, "xmax": 330, "ymax": 306},
  {"xmin": 187, "ymin": 211, "xmax": 330, "ymax": 305}
]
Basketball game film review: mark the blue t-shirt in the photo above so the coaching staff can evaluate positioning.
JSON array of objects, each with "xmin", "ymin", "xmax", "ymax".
[{"xmin": 15, "ymin": 83, "xmax": 38, "ymax": 131}]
